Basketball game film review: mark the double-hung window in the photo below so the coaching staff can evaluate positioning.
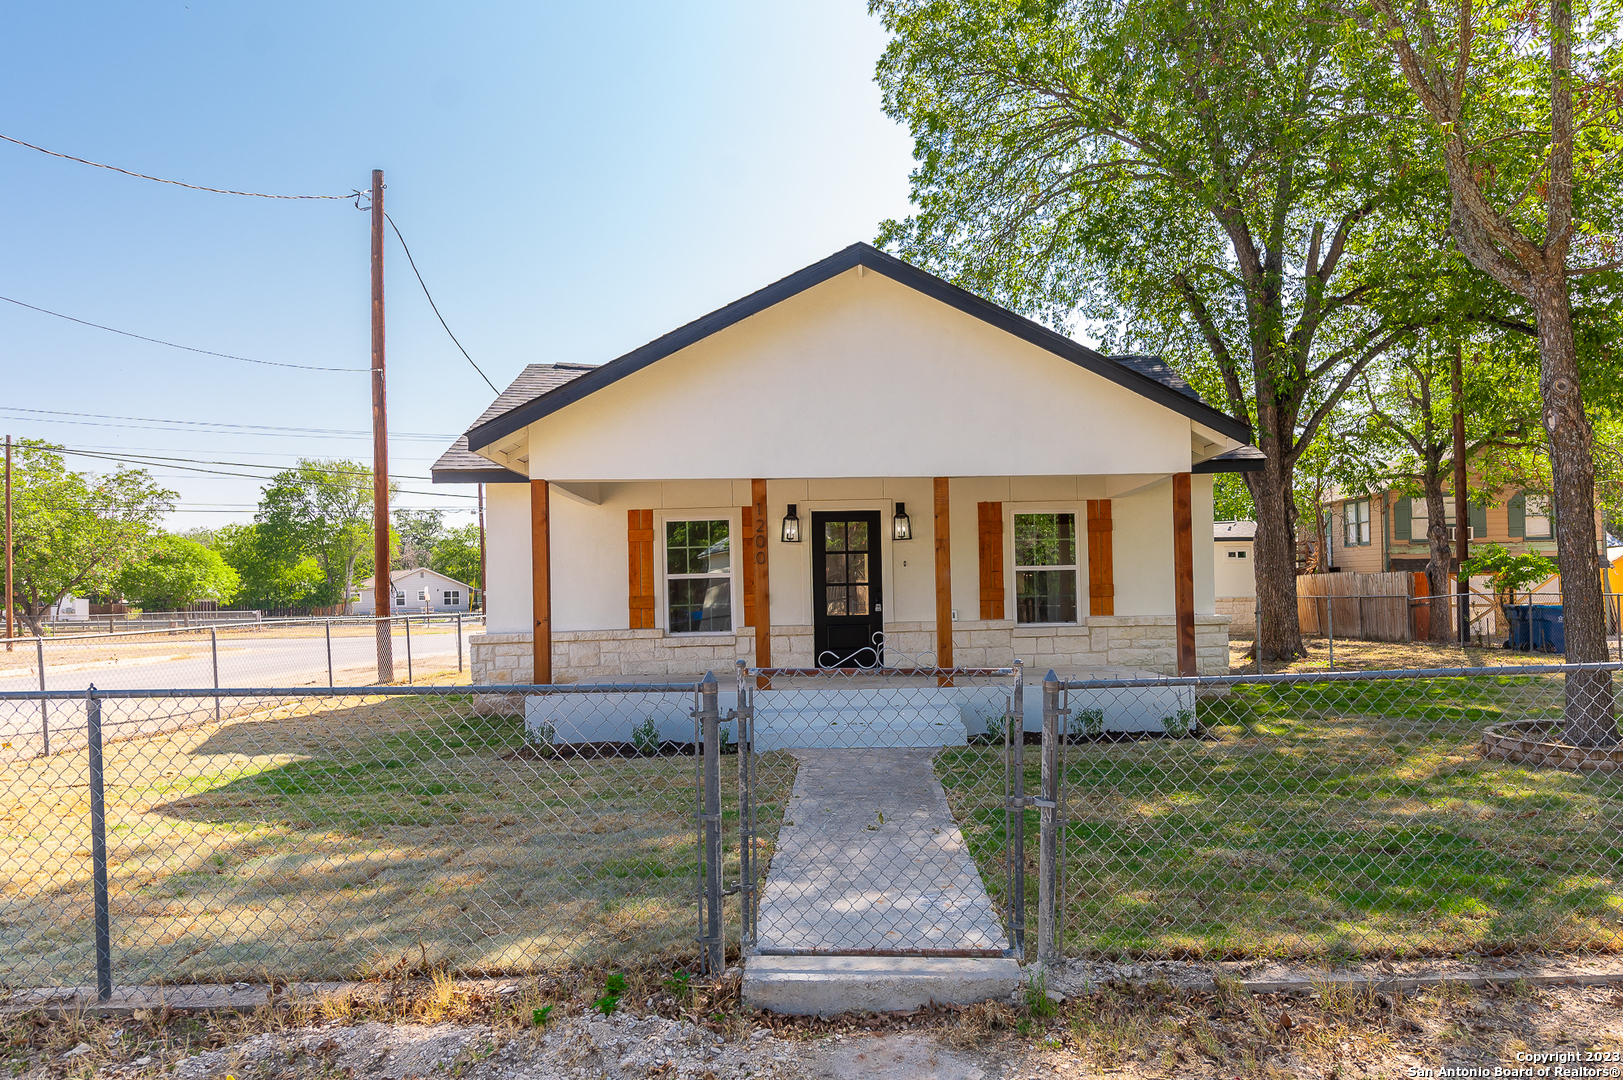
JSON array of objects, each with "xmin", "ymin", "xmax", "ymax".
[
  {"xmin": 1524, "ymin": 495, "xmax": 1553, "ymax": 538},
  {"xmin": 1344, "ymin": 499, "xmax": 1371, "ymax": 546},
  {"xmin": 666, "ymin": 519, "xmax": 732, "ymax": 633},
  {"xmin": 444, "ymin": 590, "xmax": 461, "ymax": 606},
  {"xmin": 1014, "ymin": 513, "xmax": 1078, "ymax": 624},
  {"xmin": 394, "ymin": 591, "xmax": 406, "ymax": 607},
  {"xmin": 417, "ymin": 589, "xmax": 427, "ymax": 602}
]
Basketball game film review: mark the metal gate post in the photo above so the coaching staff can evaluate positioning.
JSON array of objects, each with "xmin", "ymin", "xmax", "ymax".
[
  {"xmin": 1038, "ymin": 670, "xmax": 1061, "ymax": 966},
  {"xmin": 36, "ymin": 636, "xmax": 48, "ymax": 755},
  {"xmin": 86, "ymin": 686, "xmax": 112, "ymax": 1000},
  {"xmin": 697, "ymin": 672, "xmax": 724, "ymax": 975},
  {"xmin": 1006, "ymin": 660, "xmax": 1026, "ymax": 958},
  {"xmin": 210, "ymin": 626, "xmax": 221, "ymax": 724},
  {"xmin": 735, "ymin": 660, "xmax": 756, "ymax": 951}
]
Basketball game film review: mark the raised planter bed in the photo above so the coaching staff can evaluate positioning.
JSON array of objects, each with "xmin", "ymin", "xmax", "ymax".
[{"xmin": 1479, "ymin": 719, "xmax": 1623, "ymax": 772}]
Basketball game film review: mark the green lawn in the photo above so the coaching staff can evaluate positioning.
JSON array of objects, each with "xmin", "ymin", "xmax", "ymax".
[
  {"xmin": 0, "ymin": 694, "xmax": 795, "ymax": 986},
  {"xmin": 937, "ymin": 674, "xmax": 1623, "ymax": 961}
]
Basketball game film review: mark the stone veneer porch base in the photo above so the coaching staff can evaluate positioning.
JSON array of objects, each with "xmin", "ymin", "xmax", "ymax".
[{"xmin": 470, "ymin": 615, "xmax": 1231, "ymax": 685}]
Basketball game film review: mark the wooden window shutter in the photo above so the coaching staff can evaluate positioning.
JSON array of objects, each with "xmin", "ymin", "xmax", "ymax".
[
  {"xmin": 627, "ymin": 510, "xmax": 655, "ymax": 629},
  {"xmin": 1469, "ymin": 500, "xmax": 1488, "ymax": 539},
  {"xmin": 1086, "ymin": 500, "xmax": 1115, "ymax": 616},
  {"xmin": 1394, "ymin": 497, "xmax": 1412, "ymax": 541},
  {"xmin": 741, "ymin": 506, "xmax": 756, "ymax": 627},
  {"xmin": 977, "ymin": 502, "xmax": 1004, "ymax": 619},
  {"xmin": 1508, "ymin": 492, "xmax": 1526, "ymax": 537}
]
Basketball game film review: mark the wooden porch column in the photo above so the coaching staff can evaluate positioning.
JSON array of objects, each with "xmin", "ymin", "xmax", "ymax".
[
  {"xmin": 751, "ymin": 479, "xmax": 771, "ymax": 682},
  {"xmin": 1172, "ymin": 472, "xmax": 1196, "ymax": 677},
  {"xmin": 530, "ymin": 478, "xmax": 551, "ymax": 684},
  {"xmin": 934, "ymin": 477, "xmax": 954, "ymax": 682}
]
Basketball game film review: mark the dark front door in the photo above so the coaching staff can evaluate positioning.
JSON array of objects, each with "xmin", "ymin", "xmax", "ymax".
[{"xmin": 812, "ymin": 511, "xmax": 884, "ymax": 667}]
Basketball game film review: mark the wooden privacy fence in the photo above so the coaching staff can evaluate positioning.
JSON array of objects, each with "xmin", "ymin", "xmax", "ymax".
[{"xmin": 1297, "ymin": 572, "xmax": 1421, "ymax": 642}]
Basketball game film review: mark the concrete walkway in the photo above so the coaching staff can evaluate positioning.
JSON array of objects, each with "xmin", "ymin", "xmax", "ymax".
[{"xmin": 754, "ymin": 749, "xmax": 1008, "ymax": 955}]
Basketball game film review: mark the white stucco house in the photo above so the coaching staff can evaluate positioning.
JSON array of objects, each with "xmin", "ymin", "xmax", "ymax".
[
  {"xmin": 1214, "ymin": 520, "xmax": 1257, "ymax": 632},
  {"xmin": 431, "ymin": 243, "xmax": 1261, "ymax": 688},
  {"xmin": 355, "ymin": 568, "xmax": 474, "ymax": 616}
]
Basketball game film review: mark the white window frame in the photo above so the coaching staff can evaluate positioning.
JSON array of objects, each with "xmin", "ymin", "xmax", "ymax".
[
  {"xmin": 1228, "ymin": 549, "xmax": 1248, "ymax": 559},
  {"xmin": 1412, "ymin": 497, "xmax": 1474, "ymax": 542},
  {"xmin": 394, "ymin": 591, "xmax": 406, "ymax": 607},
  {"xmin": 1343, "ymin": 499, "xmax": 1371, "ymax": 547},
  {"xmin": 416, "ymin": 588, "xmax": 427, "ymax": 602},
  {"xmin": 659, "ymin": 513, "xmax": 738, "ymax": 635},
  {"xmin": 1524, "ymin": 494, "xmax": 1553, "ymax": 539},
  {"xmin": 444, "ymin": 590, "xmax": 460, "ymax": 606},
  {"xmin": 1011, "ymin": 508, "xmax": 1082, "ymax": 626}
]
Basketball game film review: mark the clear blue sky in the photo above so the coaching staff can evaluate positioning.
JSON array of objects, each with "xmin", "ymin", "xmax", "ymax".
[{"xmin": 1, "ymin": 1, "xmax": 916, "ymax": 531}]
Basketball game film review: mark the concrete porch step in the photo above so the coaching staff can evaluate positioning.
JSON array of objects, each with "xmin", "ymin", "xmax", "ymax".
[{"xmin": 742, "ymin": 954, "xmax": 1022, "ymax": 1017}]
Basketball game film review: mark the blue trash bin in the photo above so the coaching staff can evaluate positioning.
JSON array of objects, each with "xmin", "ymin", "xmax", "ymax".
[{"xmin": 1504, "ymin": 604, "xmax": 1564, "ymax": 652}]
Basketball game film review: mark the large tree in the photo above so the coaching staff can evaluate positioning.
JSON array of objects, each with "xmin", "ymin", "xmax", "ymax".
[
  {"xmin": 1363, "ymin": 0, "xmax": 1623, "ymax": 740},
  {"xmin": 871, "ymin": 0, "xmax": 1442, "ymax": 658},
  {"xmin": 257, "ymin": 460, "xmax": 389, "ymax": 615},
  {"xmin": 7, "ymin": 441, "xmax": 175, "ymax": 634},
  {"xmin": 393, "ymin": 509, "xmax": 445, "ymax": 571},
  {"xmin": 212, "ymin": 523, "xmax": 325, "ymax": 610},
  {"xmin": 431, "ymin": 523, "xmax": 483, "ymax": 592},
  {"xmin": 114, "ymin": 533, "xmax": 241, "ymax": 612}
]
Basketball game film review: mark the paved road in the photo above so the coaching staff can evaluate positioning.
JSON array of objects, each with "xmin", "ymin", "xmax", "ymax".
[{"xmin": 0, "ymin": 628, "xmax": 476, "ymax": 759}]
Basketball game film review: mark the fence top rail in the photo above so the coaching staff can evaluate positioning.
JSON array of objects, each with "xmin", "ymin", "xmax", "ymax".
[
  {"xmin": 0, "ymin": 613, "xmax": 485, "ymax": 646},
  {"xmin": 745, "ymin": 666, "xmax": 1017, "ymax": 678},
  {"xmin": 1056, "ymin": 660, "xmax": 1623, "ymax": 690},
  {"xmin": 0, "ymin": 680, "xmax": 703, "ymax": 702}
]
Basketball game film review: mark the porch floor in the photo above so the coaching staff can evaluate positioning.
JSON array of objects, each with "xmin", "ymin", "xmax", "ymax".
[{"xmin": 753, "ymin": 748, "xmax": 1007, "ymax": 955}]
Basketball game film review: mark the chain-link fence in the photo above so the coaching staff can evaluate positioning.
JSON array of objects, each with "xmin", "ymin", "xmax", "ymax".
[
  {"xmin": 1030, "ymin": 663, "xmax": 1623, "ymax": 965},
  {"xmin": 735, "ymin": 660, "xmax": 1026, "ymax": 960},
  {"xmin": 0, "ymin": 678, "xmax": 781, "ymax": 995},
  {"xmin": 0, "ymin": 615, "xmax": 483, "ymax": 699}
]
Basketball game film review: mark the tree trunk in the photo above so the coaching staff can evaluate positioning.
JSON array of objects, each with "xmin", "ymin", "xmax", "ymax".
[
  {"xmin": 1532, "ymin": 272, "xmax": 1617, "ymax": 745},
  {"xmin": 1251, "ymin": 457, "xmax": 1305, "ymax": 660},
  {"xmin": 1423, "ymin": 479, "xmax": 1454, "ymax": 643}
]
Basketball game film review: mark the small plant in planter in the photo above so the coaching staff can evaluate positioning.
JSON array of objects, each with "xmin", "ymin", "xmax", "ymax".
[
  {"xmin": 1162, "ymin": 708, "xmax": 1197, "ymax": 739},
  {"xmin": 527, "ymin": 721, "xmax": 557, "ymax": 758},
  {"xmin": 1069, "ymin": 707, "xmax": 1105, "ymax": 740},
  {"xmin": 718, "ymin": 723, "xmax": 737, "ymax": 755},
  {"xmin": 975, "ymin": 713, "xmax": 1008, "ymax": 746},
  {"xmin": 631, "ymin": 716, "xmax": 661, "ymax": 756}
]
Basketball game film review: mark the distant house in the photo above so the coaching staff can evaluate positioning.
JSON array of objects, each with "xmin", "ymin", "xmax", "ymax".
[
  {"xmin": 1213, "ymin": 521, "xmax": 1255, "ymax": 631},
  {"xmin": 355, "ymin": 568, "xmax": 475, "ymax": 616},
  {"xmin": 1319, "ymin": 485, "xmax": 1604, "ymax": 592}
]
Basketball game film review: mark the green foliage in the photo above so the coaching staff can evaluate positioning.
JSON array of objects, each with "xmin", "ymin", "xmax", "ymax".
[
  {"xmin": 1070, "ymin": 708, "xmax": 1105, "ymax": 739},
  {"xmin": 976, "ymin": 712, "xmax": 1007, "ymax": 746},
  {"xmin": 662, "ymin": 969, "xmax": 693, "ymax": 999},
  {"xmin": 631, "ymin": 717, "xmax": 661, "ymax": 756},
  {"xmin": 594, "ymin": 973, "xmax": 627, "ymax": 1015},
  {"xmin": 257, "ymin": 459, "xmax": 391, "ymax": 611},
  {"xmin": 6, "ymin": 440, "xmax": 175, "ymax": 633},
  {"xmin": 211, "ymin": 522, "xmax": 325, "ymax": 610},
  {"xmin": 114, "ymin": 534, "xmax": 241, "ymax": 610},
  {"xmin": 393, "ymin": 509, "xmax": 444, "ymax": 570},
  {"xmin": 531, "ymin": 1004, "xmax": 554, "ymax": 1027},
  {"xmin": 1461, "ymin": 543, "xmax": 1559, "ymax": 603},
  {"xmin": 1212, "ymin": 474, "xmax": 1255, "ymax": 523},
  {"xmin": 431, "ymin": 523, "xmax": 482, "ymax": 590}
]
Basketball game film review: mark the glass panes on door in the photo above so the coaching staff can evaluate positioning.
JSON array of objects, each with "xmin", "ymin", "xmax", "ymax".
[
  {"xmin": 1015, "ymin": 513, "xmax": 1078, "ymax": 623},
  {"xmin": 666, "ymin": 519, "xmax": 732, "ymax": 632},
  {"xmin": 823, "ymin": 519, "xmax": 871, "ymax": 616}
]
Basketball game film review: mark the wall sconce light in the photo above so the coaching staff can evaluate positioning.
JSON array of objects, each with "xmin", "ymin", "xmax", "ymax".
[
  {"xmin": 781, "ymin": 504, "xmax": 801, "ymax": 543},
  {"xmin": 893, "ymin": 502, "xmax": 913, "ymax": 541}
]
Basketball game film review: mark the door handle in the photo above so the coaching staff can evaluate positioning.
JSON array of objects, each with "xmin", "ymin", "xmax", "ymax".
[{"xmin": 875, "ymin": 603, "xmax": 882, "ymax": 612}]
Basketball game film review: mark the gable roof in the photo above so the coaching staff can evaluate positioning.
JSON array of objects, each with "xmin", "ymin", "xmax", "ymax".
[
  {"xmin": 360, "ymin": 567, "xmax": 474, "ymax": 590},
  {"xmin": 462, "ymin": 243, "xmax": 1252, "ymax": 457},
  {"xmin": 432, "ymin": 364, "xmax": 596, "ymax": 483}
]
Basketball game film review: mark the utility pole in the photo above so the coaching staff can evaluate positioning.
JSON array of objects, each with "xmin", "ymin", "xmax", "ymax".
[
  {"xmin": 371, "ymin": 169, "xmax": 394, "ymax": 683},
  {"xmin": 1453, "ymin": 343, "xmax": 1471, "ymax": 644},
  {"xmin": 4, "ymin": 435, "xmax": 13, "ymax": 651},
  {"xmin": 477, "ymin": 483, "xmax": 486, "ymax": 614}
]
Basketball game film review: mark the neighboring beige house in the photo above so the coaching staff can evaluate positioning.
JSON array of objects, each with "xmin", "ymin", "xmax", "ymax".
[
  {"xmin": 431, "ymin": 243, "xmax": 1263, "ymax": 687},
  {"xmin": 1214, "ymin": 521, "xmax": 1256, "ymax": 631},
  {"xmin": 1320, "ymin": 485, "xmax": 1601, "ymax": 590},
  {"xmin": 355, "ymin": 568, "xmax": 475, "ymax": 616}
]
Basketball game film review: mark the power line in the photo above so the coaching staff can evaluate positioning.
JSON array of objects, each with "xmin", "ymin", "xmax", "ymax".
[
  {"xmin": 383, "ymin": 212, "xmax": 499, "ymax": 395},
  {"xmin": 0, "ymin": 132, "xmax": 357, "ymax": 200},
  {"xmin": 0, "ymin": 295, "xmax": 367, "ymax": 372},
  {"xmin": 49, "ymin": 446, "xmax": 477, "ymax": 499},
  {"xmin": 0, "ymin": 406, "xmax": 454, "ymax": 439}
]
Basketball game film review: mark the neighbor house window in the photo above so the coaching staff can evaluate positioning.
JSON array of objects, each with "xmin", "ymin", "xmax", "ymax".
[
  {"xmin": 1228, "ymin": 549, "xmax": 1248, "ymax": 559},
  {"xmin": 417, "ymin": 589, "xmax": 427, "ymax": 602},
  {"xmin": 1525, "ymin": 495, "xmax": 1552, "ymax": 538},
  {"xmin": 444, "ymin": 590, "xmax": 460, "ymax": 606},
  {"xmin": 394, "ymin": 592, "xmax": 405, "ymax": 606},
  {"xmin": 1014, "ymin": 513, "xmax": 1078, "ymax": 624},
  {"xmin": 1344, "ymin": 500, "xmax": 1371, "ymax": 546},
  {"xmin": 666, "ymin": 519, "xmax": 732, "ymax": 633},
  {"xmin": 1411, "ymin": 498, "xmax": 1470, "ymax": 542}
]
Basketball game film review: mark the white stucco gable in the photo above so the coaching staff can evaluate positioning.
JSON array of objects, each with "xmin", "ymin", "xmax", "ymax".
[{"xmin": 468, "ymin": 245, "xmax": 1252, "ymax": 483}]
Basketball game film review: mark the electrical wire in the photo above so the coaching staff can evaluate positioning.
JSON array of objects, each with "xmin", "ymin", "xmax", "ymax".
[
  {"xmin": 383, "ymin": 212, "xmax": 499, "ymax": 394},
  {"xmin": 0, "ymin": 132, "xmax": 358, "ymax": 200},
  {"xmin": 0, "ymin": 406, "xmax": 454, "ymax": 439},
  {"xmin": 49, "ymin": 446, "xmax": 477, "ymax": 499},
  {"xmin": 0, "ymin": 295, "xmax": 368, "ymax": 372}
]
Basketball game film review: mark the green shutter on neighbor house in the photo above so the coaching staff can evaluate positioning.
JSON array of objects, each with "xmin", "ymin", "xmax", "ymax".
[
  {"xmin": 1470, "ymin": 501, "xmax": 1488, "ymax": 539},
  {"xmin": 1508, "ymin": 493, "xmax": 1526, "ymax": 538},
  {"xmin": 1395, "ymin": 497, "xmax": 1412, "ymax": 541}
]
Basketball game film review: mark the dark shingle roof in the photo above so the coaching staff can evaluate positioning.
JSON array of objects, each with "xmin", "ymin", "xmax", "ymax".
[
  {"xmin": 1108, "ymin": 354, "xmax": 1207, "ymax": 405},
  {"xmin": 431, "ymin": 364, "xmax": 595, "ymax": 483}
]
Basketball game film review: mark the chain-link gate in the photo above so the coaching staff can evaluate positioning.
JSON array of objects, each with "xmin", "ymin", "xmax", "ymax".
[{"xmin": 734, "ymin": 657, "xmax": 1027, "ymax": 960}]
